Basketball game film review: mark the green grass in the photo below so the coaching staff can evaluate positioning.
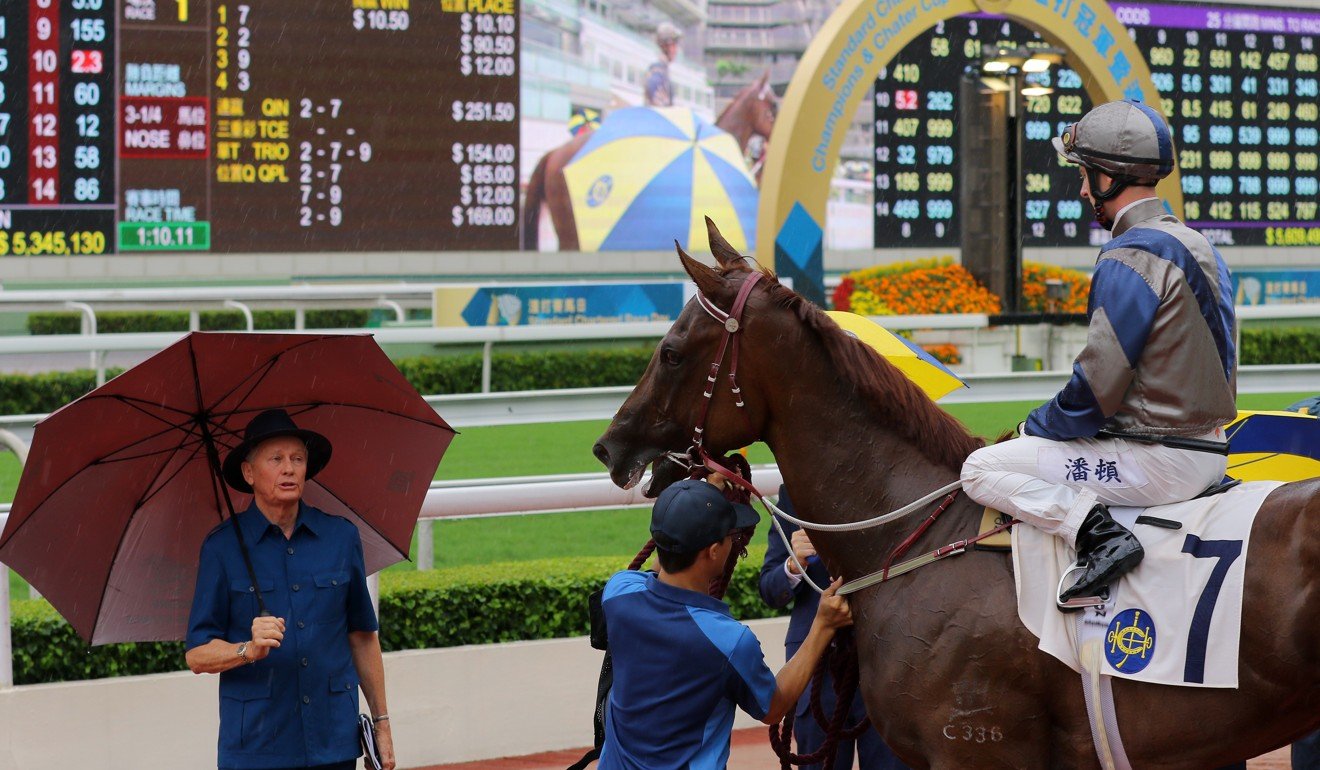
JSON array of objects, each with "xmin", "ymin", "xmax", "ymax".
[{"xmin": 3, "ymin": 391, "xmax": 1314, "ymax": 598}]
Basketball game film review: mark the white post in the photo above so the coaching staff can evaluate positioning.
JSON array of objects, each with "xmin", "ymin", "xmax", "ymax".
[
  {"xmin": 367, "ymin": 572, "xmax": 380, "ymax": 618},
  {"xmin": 64, "ymin": 302, "xmax": 99, "ymax": 383},
  {"xmin": 377, "ymin": 299, "xmax": 406, "ymax": 324},
  {"xmin": 189, "ymin": 311, "xmax": 200, "ymax": 331},
  {"xmin": 416, "ymin": 519, "xmax": 434, "ymax": 570},
  {"xmin": 295, "ymin": 308, "xmax": 306, "ymax": 330},
  {"xmin": 481, "ymin": 341, "xmax": 493, "ymax": 393},
  {"xmin": 224, "ymin": 300, "xmax": 254, "ymax": 331}
]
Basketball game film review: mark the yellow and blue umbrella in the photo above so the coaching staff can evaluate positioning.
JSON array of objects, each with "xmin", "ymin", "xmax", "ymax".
[
  {"xmin": 563, "ymin": 107, "xmax": 758, "ymax": 253},
  {"xmin": 1225, "ymin": 410, "xmax": 1320, "ymax": 482},
  {"xmin": 825, "ymin": 311, "xmax": 968, "ymax": 401}
]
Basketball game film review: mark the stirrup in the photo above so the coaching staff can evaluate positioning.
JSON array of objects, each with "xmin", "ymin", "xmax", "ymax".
[{"xmin": 1056, "ymin": 561, "xmax": 1109, "ymax": 611}]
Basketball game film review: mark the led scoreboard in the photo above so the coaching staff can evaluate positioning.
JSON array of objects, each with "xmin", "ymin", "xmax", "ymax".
[
  {"xmin": 873, "ymin": 2, "xmax": 1320, "ymax": 249},
  {"xmin": 0, "ymin": 0, "xmax": 518, "ymax": 257}
]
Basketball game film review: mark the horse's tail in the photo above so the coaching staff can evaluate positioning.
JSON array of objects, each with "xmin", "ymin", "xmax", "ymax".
[{"xmin": 522, "ymin": 152, "xmax": 550, "ymax": 251}]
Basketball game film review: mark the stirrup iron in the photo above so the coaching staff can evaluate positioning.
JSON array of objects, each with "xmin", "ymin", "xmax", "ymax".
[{"xmin": 1056, "ymin": 562, "xmax": 1109, "ymax": 610}]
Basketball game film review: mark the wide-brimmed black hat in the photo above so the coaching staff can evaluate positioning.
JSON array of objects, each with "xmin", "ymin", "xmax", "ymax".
[{"xmin": 222, "ymin": 409, "xmax": 333, "ymax": 493}]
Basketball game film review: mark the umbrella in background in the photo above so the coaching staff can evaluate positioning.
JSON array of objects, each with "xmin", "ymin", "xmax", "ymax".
[
  {"xmin": 0, "ymin": 332, "xmax": 454, "ymax": 644},
  {"xmin": 1225, "ymin": 409, "xmax": 1320, "ymax": 482},
  {"xmin": 563, "ymin": 107, "xmax": 758, "ymax": 253},
  {"xmin": 825, "ymin": 311, "xmax": 968, "ymax": 401}
]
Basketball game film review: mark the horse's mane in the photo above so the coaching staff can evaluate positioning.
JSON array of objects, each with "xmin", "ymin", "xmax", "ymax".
[{"xmin": 733, "ymin": 265, "xmax": 985, "ymax": 471}]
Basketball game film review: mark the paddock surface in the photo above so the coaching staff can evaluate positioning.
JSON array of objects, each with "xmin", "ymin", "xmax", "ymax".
[{"xmin": 412, "ymin": 729, "xmax": 1293, "ymax": 769}]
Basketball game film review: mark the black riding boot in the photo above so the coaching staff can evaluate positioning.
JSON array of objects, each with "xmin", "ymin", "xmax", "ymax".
[{"xmin": 1059, "ymin": 504, "xmax": 1145, "ymax": 602}]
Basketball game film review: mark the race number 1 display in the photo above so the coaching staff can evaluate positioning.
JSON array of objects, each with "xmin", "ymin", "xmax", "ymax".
[
  {"xmin": 1, "ymin": 0, "xmax": 519, "ymax": 256},
  {"xmin": 873, "ymin": 2, "xmax": 1320, "ymax": 249}
]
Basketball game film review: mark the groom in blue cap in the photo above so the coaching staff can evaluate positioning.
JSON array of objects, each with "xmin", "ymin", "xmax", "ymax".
[{"xmin": 598, "ymin": 476, "xmax": 853, "ymax": 770}]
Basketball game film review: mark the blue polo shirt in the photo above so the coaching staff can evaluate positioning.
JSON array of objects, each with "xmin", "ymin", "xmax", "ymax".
[
  {"xmin": 599, "ymin": 570, "xmax": 777, "ymax": 770},
  {"xmin": 186, "ymin": 502, "xmax": 378, "ymax": 770}
]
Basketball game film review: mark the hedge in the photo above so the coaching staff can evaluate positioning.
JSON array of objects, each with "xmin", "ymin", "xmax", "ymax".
[
  {"xmin": 28, "ymin": 309, "xmax": 370, "ymax": 335},
  {"xmin": 0, "ymin": 346, "xmax": 658, "ymax": 415},
  {"xmin": 1239, "ymin": 327, "xmax": 1320, "ymax": 366},
  {"xmin": 9, "ymin": 551, "xmax": 781, "ymax": 685}
]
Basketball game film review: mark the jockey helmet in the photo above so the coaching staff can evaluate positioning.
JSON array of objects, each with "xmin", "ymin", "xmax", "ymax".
[
  {"xmin": 1053, "ymin": 99, "xmax": 1175, "ymax": 202},
  {"xmin": 655, "ymin": 22, "xmax": 683, "ymax": 45}
]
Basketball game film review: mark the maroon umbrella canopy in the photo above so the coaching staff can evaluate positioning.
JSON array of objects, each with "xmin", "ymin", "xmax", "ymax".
[{"xmin": 0, "ymin": 332, "xmax": 454, "ymax": 644}]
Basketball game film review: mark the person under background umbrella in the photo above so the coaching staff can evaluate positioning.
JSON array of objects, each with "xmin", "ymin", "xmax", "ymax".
[
  {"xmin": 562, "ymin": 107, "xmax": 759, "ymax": 252},
  {"xmin": 0, "ymin": 332, "xmax": 454, "ymax": 768}
]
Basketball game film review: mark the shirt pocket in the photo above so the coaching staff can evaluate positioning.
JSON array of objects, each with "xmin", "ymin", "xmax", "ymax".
[
  {"xmin": 228, "ymin": 578, "xmax": 277, "ymax": 626},
  {"xmin": 327, "ymin": 666, "xmax": 362, "ymax": 729},
  {"xmin": 219, "ymin": 674, "xmax": 274, "ymax": 751},
  {"xmin": 310, "ymin": 570, "xmax": 351, "ymax": 624}
]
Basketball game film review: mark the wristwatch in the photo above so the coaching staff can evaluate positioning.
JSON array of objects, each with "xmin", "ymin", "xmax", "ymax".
[{"xmin": 236, "ymin": 641, "xmax": 253, "ymax": 664}]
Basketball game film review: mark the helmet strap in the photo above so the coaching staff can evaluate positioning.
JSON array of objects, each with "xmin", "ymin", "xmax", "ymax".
[{"xmin": 1086, "ymin": 166, "xmax": 1130, "ymax": 230}]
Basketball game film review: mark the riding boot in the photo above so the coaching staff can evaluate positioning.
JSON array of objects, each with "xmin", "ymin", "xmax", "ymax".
[{"xmin": 1059, "ymin": 504, "xmax": 1145, "ymax": 602}]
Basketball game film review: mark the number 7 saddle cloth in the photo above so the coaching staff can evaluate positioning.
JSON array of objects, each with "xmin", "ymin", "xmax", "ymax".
[{"xmin": 1011, "ymin": 481, "xmax": 1282, "ymax": 688}]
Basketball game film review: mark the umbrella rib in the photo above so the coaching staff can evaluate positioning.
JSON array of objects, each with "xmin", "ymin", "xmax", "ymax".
[
  {"xmin": 0, "ymin": 416, "xmax": 204, "ymax": 551},
  {"xmin": 200, "ymin": 335, "xmax": 344, "ymax": 417},
  {"xmin": 65, "ymin": 419, "xmax": 209, "ymax": 645},
  {"xmin": 131, "ymin": 440, "xmax": 211, "ymax": 511},
  {"xmin": 94, "ymin": 437, "xmax": 206, "ymax": 466},
  {"xmin": 309, "ymin": 477, "xmax": 410, "ymax": 563},
  {"xmin": 209, "ymin": 400, "xmax": 455, "ymax": 433}
]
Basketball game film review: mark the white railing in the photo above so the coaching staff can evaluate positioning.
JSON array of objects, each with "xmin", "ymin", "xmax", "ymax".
[{"xmin": 0, "ymin": 465, "xmax": 785, "ymax": 688}]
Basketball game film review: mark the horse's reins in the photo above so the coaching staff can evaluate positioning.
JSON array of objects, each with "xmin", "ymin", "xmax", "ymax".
[{"xmin": 688, "ymin": 271, "xmax": 1017, "ymax": 596}]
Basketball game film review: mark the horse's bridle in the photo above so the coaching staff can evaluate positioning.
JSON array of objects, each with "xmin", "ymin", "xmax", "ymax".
[{"xmin": 678, "ymin": 271, "xmax": 1015, "ymax": 596}]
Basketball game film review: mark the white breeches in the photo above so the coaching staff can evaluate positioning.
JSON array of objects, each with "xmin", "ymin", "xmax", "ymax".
[{"xmin": 960, "ymin": 429, "xmax": 1228, "ymax": 546}]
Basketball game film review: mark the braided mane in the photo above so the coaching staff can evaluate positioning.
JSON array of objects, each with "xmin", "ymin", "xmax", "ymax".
[{"xmin": 732, "ymin": 265, "xmax": 984, "ymax": 471}]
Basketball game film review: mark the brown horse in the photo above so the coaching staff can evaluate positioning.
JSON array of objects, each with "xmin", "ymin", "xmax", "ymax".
[
  {"xmin": 521, "ymin": 73, "xmax": 777, "ymax": 251},
  {"xmin": 592, "ymin": 221, "xmax": 1320, "ymax": 768}
]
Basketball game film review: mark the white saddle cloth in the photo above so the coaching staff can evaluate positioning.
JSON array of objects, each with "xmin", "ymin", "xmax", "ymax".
[{"xmin": 1012, "ymin": 481, "xmax": 1282, "ymax": 688}]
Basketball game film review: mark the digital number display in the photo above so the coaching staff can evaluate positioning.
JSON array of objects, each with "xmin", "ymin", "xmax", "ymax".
[
  {"xmin": 874, "ymin": 2, "xmax": 1320, "ymax": 249},
  {"xmin": 1, "ymin": 0, "xmax": 519, "ymax": 256}
]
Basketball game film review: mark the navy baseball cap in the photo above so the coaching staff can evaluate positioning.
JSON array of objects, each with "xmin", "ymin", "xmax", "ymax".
[{"xmin": 650, "ymin": 478, "xmax": 760, "ymax": 553}]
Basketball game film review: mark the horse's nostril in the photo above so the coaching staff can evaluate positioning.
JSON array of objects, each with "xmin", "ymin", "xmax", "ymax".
[{"xmin": 592, "ymin": 442, "xmax": 611, "ymax": 468}]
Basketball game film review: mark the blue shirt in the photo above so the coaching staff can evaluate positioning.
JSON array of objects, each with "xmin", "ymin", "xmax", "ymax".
[
  {"xmin": 599, "ymin": 571, "xmax": 777, "ymax": 770},
  {"xmin": 186, "ymin": 502, "xmax": 378, "ymax": 770}
]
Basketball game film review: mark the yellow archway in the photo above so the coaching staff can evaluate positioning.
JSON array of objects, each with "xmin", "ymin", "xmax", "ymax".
[{"xmin": 758, "ymin": 0, "xmax": 1183, "ymax": 302}]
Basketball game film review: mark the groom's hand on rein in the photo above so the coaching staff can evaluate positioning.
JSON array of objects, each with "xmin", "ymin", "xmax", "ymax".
[{"xmin": 815, "ymin": 578, "xmax": 853, "ymax": 631}]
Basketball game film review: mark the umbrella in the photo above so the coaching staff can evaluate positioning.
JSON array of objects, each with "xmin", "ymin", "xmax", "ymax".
[
  {"xmin": 563, "ymin": 106, "xmax": 758, "ymax": 253},
  {"xmin": 0, "ymin": 332, "xmax": 454, "ymax": 644},
  {"xmin": 1225, "ymin": 410, "xmax": 1320, "ymax": 482},
  {"xmin": 825, "ymin": 311, "xmax": 968, "ymax": 401}
]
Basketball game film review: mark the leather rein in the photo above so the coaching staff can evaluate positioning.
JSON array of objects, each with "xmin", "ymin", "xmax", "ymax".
[{"xmin": 682, "ymin": 271, "xmax": 1017, "ymax": 596}]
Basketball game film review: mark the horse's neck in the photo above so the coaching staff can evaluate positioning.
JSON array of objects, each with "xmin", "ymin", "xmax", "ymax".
[
  {"xmin": 762, "ymin": 385, "xmax": 967, "ymax": 579},
  {"xmin": 716, "ymin": 102, "xmax": 754, "ymax": 152}
]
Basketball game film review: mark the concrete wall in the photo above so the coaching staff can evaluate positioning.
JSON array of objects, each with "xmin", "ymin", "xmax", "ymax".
[{"xmin": 0, "ymin": 617, "xmax": 790, "ymax": 770}]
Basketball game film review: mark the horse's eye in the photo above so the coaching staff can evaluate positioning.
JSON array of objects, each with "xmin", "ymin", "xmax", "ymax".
[{"xmin": 662, "ymin": 347, "xmax": 682, "ymax": 366}]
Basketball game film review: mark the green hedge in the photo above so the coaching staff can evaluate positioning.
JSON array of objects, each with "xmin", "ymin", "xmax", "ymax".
[
  {"xmin": 9, "ymin": 552, "xmax": 781, "ymax": 685},
  {"xmin": 0, "ymin": 347, "xmax": 656, "ymax": 415},
  {"xmin": 1240, "ymin": 327, "xmax": 1320, "ymax": 366},
  {"xmin": 28, "ymin": 309, "xmax": 370, "ymax": 335}
]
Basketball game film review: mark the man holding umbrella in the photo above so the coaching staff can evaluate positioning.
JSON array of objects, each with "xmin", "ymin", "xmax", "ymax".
[{"xmin": 186, "ymin": 409, "xmax": 395, "ymax": 770}]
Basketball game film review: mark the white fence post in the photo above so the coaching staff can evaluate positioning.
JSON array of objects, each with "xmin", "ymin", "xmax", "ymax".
[{"xmin": 416, "ymin": 519, "xmax": 434, "ymax": 571}]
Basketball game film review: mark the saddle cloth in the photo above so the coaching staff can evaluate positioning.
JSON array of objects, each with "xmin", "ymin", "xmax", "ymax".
[{"xmin": 1012, "ymin": 481, "xmax": 1282, "ymax": 688}]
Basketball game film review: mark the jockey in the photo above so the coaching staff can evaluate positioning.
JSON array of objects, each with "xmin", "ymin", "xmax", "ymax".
[
  {"xmin": 645, "ymin": 23, "xmax": 682, "ymax": 107},
  {"xmin": 961, "ymin": 99, "xmax": 1238, "ymax": 603}
]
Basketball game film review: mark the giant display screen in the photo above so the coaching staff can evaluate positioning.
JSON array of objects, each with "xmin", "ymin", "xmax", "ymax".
[
  {"xmin": 0, "ymin": 0, "xmax": 519, "ymax": 256},
  {"xmin": 873, "ymin": 2, "xmax": 1320, "ymax": 249}
]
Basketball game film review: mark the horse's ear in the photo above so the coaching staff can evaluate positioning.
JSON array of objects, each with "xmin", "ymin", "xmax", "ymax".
[
  {"xmin": 704, "ymin": 217, "xmax": 747, "ymax": 269},
  {"xmin": 677, "ymin": 240, "xmax": 728, "ymax": 299}
]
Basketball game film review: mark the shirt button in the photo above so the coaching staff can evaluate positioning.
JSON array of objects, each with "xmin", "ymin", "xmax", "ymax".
[
  {"xmin": 297, "ymin": 620, "xmax": 305, "ymax": 629},
  {"xmin": 301, "ymin": 657, "xmax": 309, "ymax": 667},
  {"xmin": 302, "ymin": 695, "xmax": 310, "ymax": 705},
  {"xmin": 248, "ymin": 586, "xmax": 254, "ymax": 593},
  {"xmin": 331, "ymin": 579, "xmax": 338, "ymax": 586},
  {"xmin": 292, "ymin": 584, "xmax": 300, "ymax": 591},
  {"xmin": 287, "ymin": 547, "xmax": 294, "ymax": 555}
]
